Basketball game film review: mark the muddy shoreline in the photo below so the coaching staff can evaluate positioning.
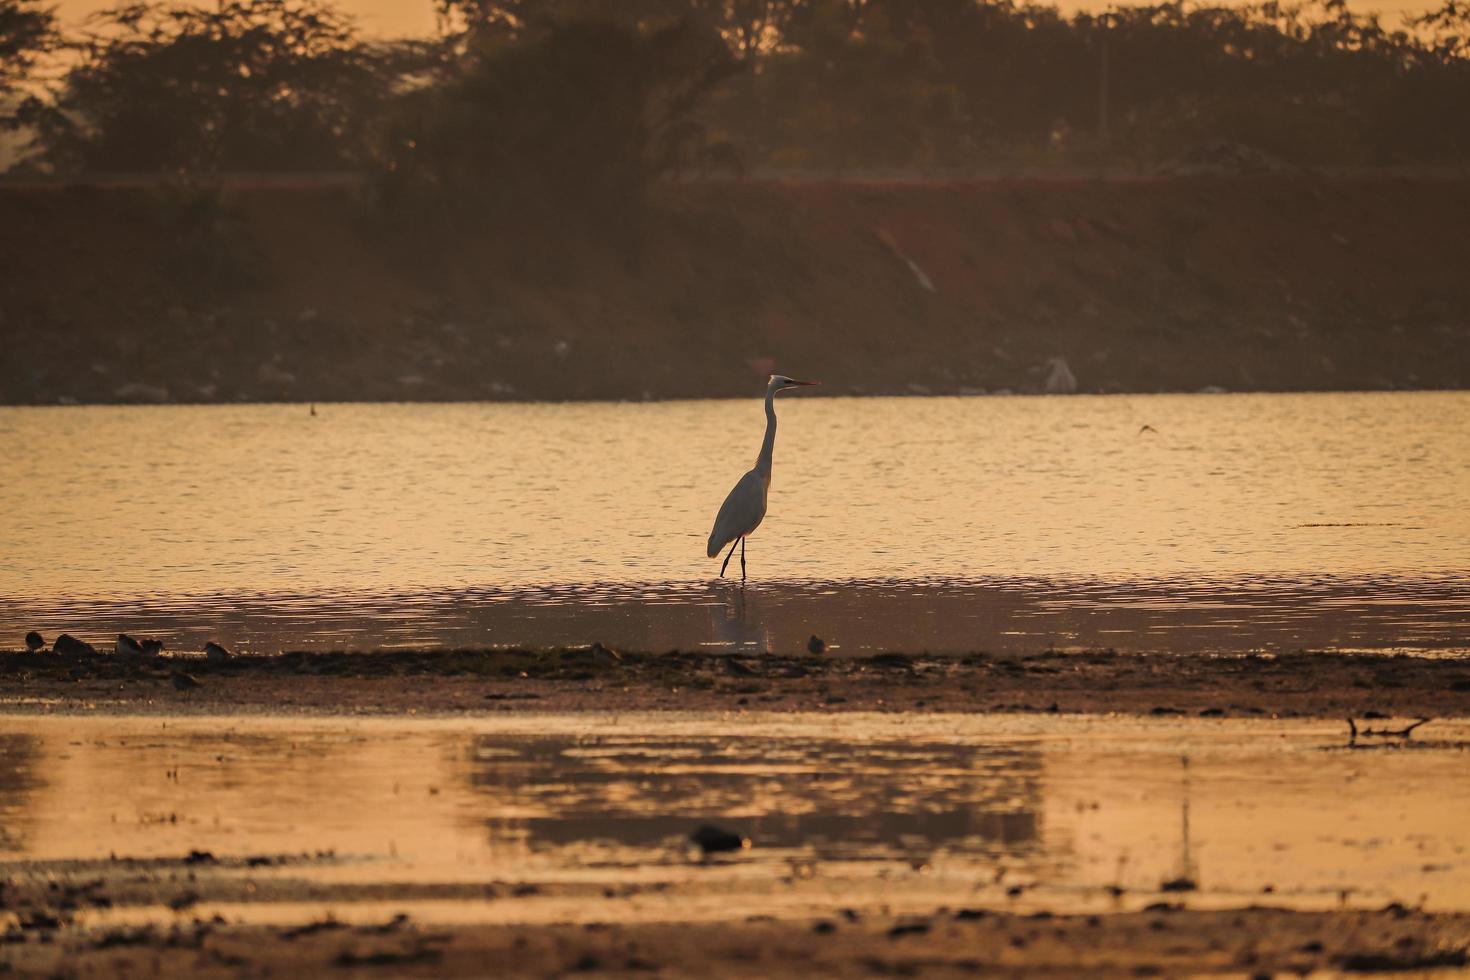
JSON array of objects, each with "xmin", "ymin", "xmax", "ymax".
[
  {"xmin": 3, "ymin": 647, "xmax": 1468, "ymax": 718},
  {"xmin": 5, "ymin": 904, "xmax": 1467, "ymax": 977},
  {"xmin": 6, "ymin": 648, "xmax": 1469, "ymax": 977}
]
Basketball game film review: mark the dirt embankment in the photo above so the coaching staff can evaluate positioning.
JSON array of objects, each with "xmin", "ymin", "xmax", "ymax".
[{"xmin": 2, "ymin": 176, "xmax": 1468, "ymax": 404}]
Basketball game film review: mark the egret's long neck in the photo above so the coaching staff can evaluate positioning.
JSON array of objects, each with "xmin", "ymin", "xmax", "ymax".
[{"xmin": 755, "ymin": 386, "xmax": 777, "ymax": 481}]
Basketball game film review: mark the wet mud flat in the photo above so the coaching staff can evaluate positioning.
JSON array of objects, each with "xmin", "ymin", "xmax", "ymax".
[
  {"xmin": 3, "ymin": 658, "xmax": 1469, "ymax": 976},
  {"xmin": 3, "ymin": 646, "xmax": 1470, "ymax": 717},
  {"xmin": 6, "ymin": 904, "xmax": 1469, "ymax": 977},
  {"xmin": 2, "ymin": 712, "xmax": 1470, "ymax": 976}
]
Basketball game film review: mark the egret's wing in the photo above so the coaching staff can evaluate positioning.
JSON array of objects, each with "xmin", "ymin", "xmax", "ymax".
[{"xmin": 707, "ymin": 470, "xmax": 767, "ymax": 557}]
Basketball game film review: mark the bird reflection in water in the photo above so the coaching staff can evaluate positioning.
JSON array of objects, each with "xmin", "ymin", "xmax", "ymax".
[{"xmin": 708, "ymin": 581, "xmax": 772, "ymax": 654}]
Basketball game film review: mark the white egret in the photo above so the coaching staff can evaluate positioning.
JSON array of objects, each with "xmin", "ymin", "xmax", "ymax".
[{"xmin": 706, "ymin": 374, "xmax": 820, "ymax": 580}]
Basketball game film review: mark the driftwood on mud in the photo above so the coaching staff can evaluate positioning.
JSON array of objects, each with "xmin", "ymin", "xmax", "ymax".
[{"xmin": 1347, "ymin": 717, "xmax": 1433, "ymax": 741}]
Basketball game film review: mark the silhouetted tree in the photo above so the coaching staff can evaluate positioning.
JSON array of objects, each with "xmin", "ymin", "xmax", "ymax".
[
  {"xmin": 390, "ymin": 16, "xmax": 740, "ymax": 225},
  {"xmin": 28, "ymin": 0, "xmax": 419, "ymax": 173},
  {"xmin": 0, "ymin": 0, "xmax": 57, "ymax": 104}
]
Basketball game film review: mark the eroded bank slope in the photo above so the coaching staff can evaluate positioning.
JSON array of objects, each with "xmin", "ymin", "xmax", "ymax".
[{"xmin": 3, "ymin": 176, "xmax": 1468, "ymax": 403}]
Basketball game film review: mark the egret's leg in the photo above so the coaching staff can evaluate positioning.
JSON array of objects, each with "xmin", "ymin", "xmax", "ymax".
[
  {"xmin": 740, "ymin": 537, "xmax": 746, "ymax": 581},
  {"xmin": 720, "ymin": 538, "xmax": 739, "ymax": 577}
]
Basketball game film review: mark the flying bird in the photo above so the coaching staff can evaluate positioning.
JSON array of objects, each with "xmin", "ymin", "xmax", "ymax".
[{"xmin": 707, "ymin": 374, "xmax": 820, "ymax": 581}]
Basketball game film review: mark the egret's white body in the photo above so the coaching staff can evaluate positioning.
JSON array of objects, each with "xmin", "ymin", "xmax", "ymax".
[{"xmin": 707, "ymin": 374, "xmax": 819, "ymax": 580}]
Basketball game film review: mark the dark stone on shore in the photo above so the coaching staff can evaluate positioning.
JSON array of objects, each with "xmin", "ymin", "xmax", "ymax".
[
  {"xmin": 53, "ymin": 634, "xmax": 97, "ymax": 656},
  {"xmin": 690, "ymin": 824, "xmax": 746, "ymax": 854},
  {"xmin": 24, "ymin": 631, "xmax": 44, "ymax": 651}
]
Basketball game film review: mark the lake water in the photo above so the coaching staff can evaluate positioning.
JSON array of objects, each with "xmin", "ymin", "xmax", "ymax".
[
  {"xmin": 4, "ymin": 713, "xmax": 1469, "ymax": 924},
  {"xmin": 1, "ymin": 392, "xmax": 1467, "ymax": 655}
]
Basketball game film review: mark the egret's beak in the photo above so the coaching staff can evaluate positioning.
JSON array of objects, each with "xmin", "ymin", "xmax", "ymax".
[{"xmin": 789, "ymin": 379, "xmax": 821, "ymax": 387}]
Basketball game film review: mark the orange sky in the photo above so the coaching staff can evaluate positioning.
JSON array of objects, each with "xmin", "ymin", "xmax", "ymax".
[{"xmin": 54, "ymin": 0, "xmax": 1439, "ymax": 37}]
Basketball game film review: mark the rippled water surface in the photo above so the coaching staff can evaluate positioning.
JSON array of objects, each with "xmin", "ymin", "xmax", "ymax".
[
  {"xmin": 1, "ymin": 393, "xmax": 1467, "ymax": 653},
  {"xmin": 2, "ymin": 714, "xmax": 1468, "ymax": 924}
]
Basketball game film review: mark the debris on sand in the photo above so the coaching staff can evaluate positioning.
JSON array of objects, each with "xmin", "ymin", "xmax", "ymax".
[
  {"xmin": 887, "ymin": 921, "xmax": 931, "ymax": 938},
  {"xmin": 53, "ymin": 633, "xmax": 96, "ymax": 656},
  {"xmin": 1338, "ymin": 948, "xmax": 1468, "ymax": 971},
  {"xmin": 279, "ymin": 917, "xmax": 347, "ymax": 941},
  {"xmin": 690, "ymin": 824, "xmax": 748, "ymax": 855},
  {"xmin": 25, "ymin": 630, "xmax": 44, "ymax": 651},
  {"xmin": 1347, "ymin": 717, "xmax": 1433, "ymax": 742}
]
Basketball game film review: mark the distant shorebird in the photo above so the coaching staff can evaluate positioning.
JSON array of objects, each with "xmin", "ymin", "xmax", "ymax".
[
  {"xmin": 707, "ymin": 374, "xmax": 820, "ymax": 581},
  {"xmin": 54, "ymin": 634, "xmax": 96, "ymax": 656},
  {"xmin": 807, "ymin": 634, "xmax": 828, "ymax": 655},
  {"xmin": 140, "ymin": 638, "xmax": 165, "ymax": 656},
  {"xmin": 116, "ymin": 633, "xmax": 146, "ymax": 657},
  {"xmin": 690, "ymin": 824, "xmax": 747, "ymax": 855},
  {"xmin": 171, "ymin": 670, "xmax": 202, "ymax": 690},
  {"xmin": 204, "ymin": 641, "xmax": 233, "ymax": 663},
  {"xmin": 590, "ymin": 642, "xmax": 623, "ymax": 666},
  {"xmin": 25, "ymin": 631, "xmax": 44, "ymax": 652}
]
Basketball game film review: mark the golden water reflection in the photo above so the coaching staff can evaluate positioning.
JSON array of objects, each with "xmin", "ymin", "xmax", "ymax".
[{"xmin": 1, "ymin": 714, "xmax": 1467, "ymax": 925}]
